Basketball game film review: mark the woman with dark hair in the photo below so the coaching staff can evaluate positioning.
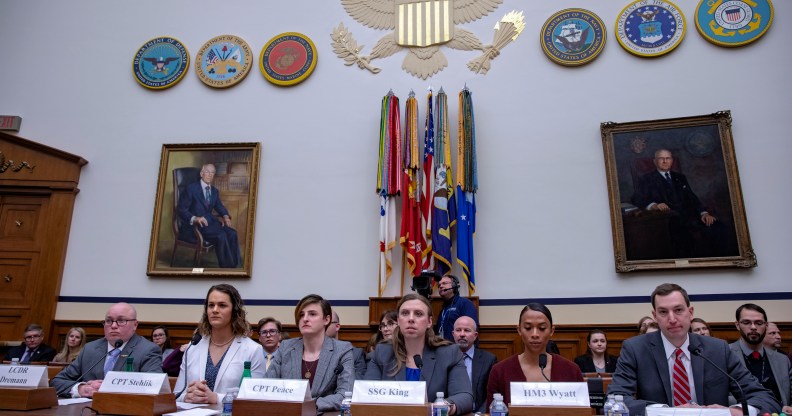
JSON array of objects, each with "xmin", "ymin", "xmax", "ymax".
[
  {"xmin": 151, "ymin": 326, "xmax": 174, "ymax": 361},
  {"xmin": 365, "ymin": 293, "xmax": 473, "ymax": 415},
  {"xmin": 637, "ymin": 316, "xmax": 655, "ymax": 334},
  {"xmin": 53, "ymin": 327, "xmax": 86, "ymax": 363},
  {"xmin": 574, "ymin": 329, "xmax": 619, "ymax": 373},
  {"xmin": 176, "ymin": 284, "xmax": 265, "ymax": 403},
  {"xmin": 690, "ymin": 318, "xmax": 712, "ymax": 336},
  {"xmin": 265, "ymin": 294, "xmax": 354, "ymax": 412},
  {"xmin": 486, "ymin": 303, "xmax": 583, "ymax": 408}
]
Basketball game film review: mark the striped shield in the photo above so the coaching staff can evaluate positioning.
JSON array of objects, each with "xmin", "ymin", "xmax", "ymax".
[{"xmin": 395, "ymin": 0, "xmax": 454, "ymax": 47}]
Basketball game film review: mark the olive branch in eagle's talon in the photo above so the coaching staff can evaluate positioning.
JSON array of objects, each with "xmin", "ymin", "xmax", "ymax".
[{"xmin": 331, "ymin": 23, "xmax": 382, "ymax": 74}]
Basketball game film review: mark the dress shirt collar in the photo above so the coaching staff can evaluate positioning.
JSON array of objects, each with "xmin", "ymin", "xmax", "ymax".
[
  {"xmin": 737, "ymin": 339, "xmax": 764, "ymax": 357},
  {"xmin": 660, "ymin": 332, "xmax": 690, "ymax": 360}
]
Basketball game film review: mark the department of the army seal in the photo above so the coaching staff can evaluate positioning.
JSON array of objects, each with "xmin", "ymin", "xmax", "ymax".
[
  {"xmin": 541, "ymin": 9, "xmax": 606, "ymax": 66},
  {"xmin": 132, "ymin": 37, "xmax": 189, "ymax": 90},
  {"xmin": 260, "ymin": 32, "xmax": 317, "ymax": 86},
  {"xmin": 695, "ymin": 0, "xmax": 773, "ymax": 47},
  {"xmin": 615, "ymin": 0, "xmax": 686, "ymax": 57},
  {"xmin": 195, "ymin": 35, "xmax": 253, "ymax": 89}
]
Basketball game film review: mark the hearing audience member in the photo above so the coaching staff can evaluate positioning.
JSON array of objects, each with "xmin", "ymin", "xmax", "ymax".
[
  {"xmin": 53, "ymin": 327, "xmax": 86, "ymax": 364},
  {"xmin": 644, "ymin": 321, "xmax": 660, "ymax": 333},
  {"xmin": 436, "ymin": 275, "xmax": 479, "ymax": 341},
  {"xmin": 6, "ymin": 323, "xmax": 57, "ymax": 363},
  {"xmin": 366, "ymin": 293, "xmax": 473, "ymax": 415},
  {"xmin": 690, "ymin": 318, "xmax": 712, "ymax": 336},
  {"xmin": 763, "ymin": 323, "xmax": 785, "ymax": 353},
  {"xmin": 637, "ymin": 316, "xmax": 655, "ymax": 334},
  {"xmin": 151, "ymin": 326, "xmax": 174, "ymax": 361},
  {"xmin": 486, "ymin": 303, "xmax": 583, "ymax": 408},
  {"xmin": 266, "ymin": 294, "xmax": 354, "ymax": 412},
  {"xmin": 175, "ymin": 284, "xmax": 265, "ymax": 403},
  {"xmin": 453, "ymin": 316, "xmax": 497, "ymax": 413},
  {"xmin": 258, "ymin": 317, "xmax": 283, "ymax": 370},
  {"xmin": 575, "ymin": 329, "xmax": 619, "ymax": 373},
  {"xmin": 326, "ymin": 310, "xmax": 367, "ymax": 380}
]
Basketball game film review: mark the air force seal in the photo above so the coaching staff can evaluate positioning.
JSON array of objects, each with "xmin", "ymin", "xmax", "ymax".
[
  {"xmin": 541, "ymin": 9, "xmax": 606, "ymax": 66},
  {"xmin": 260, "ymin": 32, "xmax": 318, "ymax": 87},
  {"xmin": 132, "ymin": 37, "xmax": 189, "ymax": 90},
  {"xmin": 616, "ymin": 0, "xmax": 686, "ymax": 57},
  {"xmin": 195, "ymin": 35, "xmax": 253, "ymax": 89},
  {"xmin": 695, "ymin": 0, "xmax": 773, "ymax": 47}
]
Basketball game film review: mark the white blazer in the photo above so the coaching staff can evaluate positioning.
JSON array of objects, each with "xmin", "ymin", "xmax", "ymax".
[{"xmin": 175, "ymin": 336, "xmax": 265, "ymax": 402}]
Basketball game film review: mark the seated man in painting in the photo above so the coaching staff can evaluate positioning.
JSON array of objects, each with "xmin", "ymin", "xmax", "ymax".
[{"xmin": 177, "ymin": 163, "xmax": 241, "ymax": 268}]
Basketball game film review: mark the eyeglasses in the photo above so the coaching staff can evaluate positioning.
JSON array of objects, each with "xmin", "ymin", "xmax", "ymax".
[
  {"xmin": 102, "ymin": 319, "xmax": 136, "ymax": 327},
  {"xmin": 739, "ymin": 320, "xmax": 765, "ymax": 327},
  {"xmin": 259, "ymin": 329, "xmax": 280, "ymax": 337},
  {"xmin": 24, "ymin": 334, "xmax": 42, "ymax": 340},
  {"xmin": 379, "ymin": 322, "xmax": 397, "ymax": 330}
]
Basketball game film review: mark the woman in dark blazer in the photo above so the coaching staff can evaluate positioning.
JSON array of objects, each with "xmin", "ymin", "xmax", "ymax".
[
  {"xmin": 265, "ymin": 294, "xmax": 354, "ymax": 412},
  {"xmin": 574, "ymin": 329, "xmax": 619, "ymax": 373},
  {"xmin": 365, "ymin": 293, "xmax": 473, "ymax": 415}
]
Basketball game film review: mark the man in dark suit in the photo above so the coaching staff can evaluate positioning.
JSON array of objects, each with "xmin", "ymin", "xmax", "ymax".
[
  {"xmin": 50, "ymin": 302, "xmax": 162, "ymax": 398},
  {"xmin": 5, "ymin": 323, "xmax": 56, "ymax": 363},
  {"xmin": 609, "ymin": 283, "xmax": 780, "ymax": 416},
  {"xmin": 453, "ymin": 316, "xmax": 496, "ymax": 413},
  {"xmin": 326, "ymin": 311, "xmax": 367, "ymax": 380},
  {"xmin": 177, "ymin": 163, "xmax": 240, "ymax": 268},
  {"xmin": 631, "ymin": 149, "xmax": 732, "ymax": 258}
]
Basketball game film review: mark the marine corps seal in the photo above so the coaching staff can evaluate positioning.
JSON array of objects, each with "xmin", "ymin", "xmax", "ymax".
[{"xmin": 260, "ymin": 32, "xmax": 317, "ymax": 87}]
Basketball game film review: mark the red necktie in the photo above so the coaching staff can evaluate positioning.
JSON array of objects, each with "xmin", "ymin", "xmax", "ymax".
[
  {"xmin": 751, "ymin": 351, "xmax": 760, "ymax": 360},
  {"xmin": 672, "ymin": 348, "xmax": 692, "ymax": 406}
]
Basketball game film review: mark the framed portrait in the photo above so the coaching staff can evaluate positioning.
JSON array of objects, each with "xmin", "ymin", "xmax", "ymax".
[
  {"xmin": 600, "ymin": 111, "xmax": 756, "ymax": 272},
  {"xmin": 147, "ymin": 143, "xmax": 261, "ymax": 277}
]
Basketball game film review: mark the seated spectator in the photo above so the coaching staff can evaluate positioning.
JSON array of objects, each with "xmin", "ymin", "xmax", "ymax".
[
  {"xmin": 690, "ymin": 317, "xmax": 712, "ymax": 336},
  {"xmin": 162, "ymin": 328, "xmax": 197, "ymax": 377},
  {"xmin": 151, "ymin": 326, "xmax": 174, "ymax": 362},
  {"xmin": 644, "ymin": 321, "xmax": 659, "ymax": 333},
  {"xmin": 6, "ymin": 323, "xmax": 57, "ymax": 363},
  {"xmin": 574, "ymin": 329, "xmax": 619, "ymax": 373},
  {"xmin": 326, "ymin": 310, "xmax": 367, "ymax": 380},
  {"xmin": 454, "ymin": 316, "xmax": 497, "ymax": 413},
  {"xmin": 637, "ymin": 316, "xmax": 655, "ymax": 334},
  {"xmin": 367, "ymin": 310, "xmax": 397, "ymax": 359},
  {"xmin": 257, "ymin": 317, "xmax": 283, "ymax": 370},
  {"xmin": 486, "ymin": 303, "xmax": 583, "ymax": 408},
  {"xmin": 53, "ymin": 327, "xmax": 86, "ymax": 363}
]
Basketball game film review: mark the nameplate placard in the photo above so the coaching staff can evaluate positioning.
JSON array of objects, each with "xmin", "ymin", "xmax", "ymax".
[
  {"xmin": 510, "ymin": 382, "xmax": 590, "ymax": 406},
  {"xmin": 0, "ymin": 365, "xmax": 47, "ymax": 387},
  {"xmin": 238, "ymin": 378, "xmax": 310, "ymax": 402},
  {"xmin": 352, "ymin": 381, "xmax": 426, "ymax": 405},
  {"xmin": 99, "ymin": 371, "xmax": 170, "ymax": 394}
]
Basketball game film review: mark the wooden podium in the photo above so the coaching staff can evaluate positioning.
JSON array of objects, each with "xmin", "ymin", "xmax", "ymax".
[
  {"xmin": 509, "ymin": 405, "xmax": 594, "ymax": 416},
  {"xmin": 350, "ymin": 403, "xmax": 430, "ymax": 416},
  {"xmin": 233, "ymin": 398, "xmax": 317, "ymax": 416},
  {"xmin": 0, "ymin": 387, "xmax": 58, "ymax": 410},
  {"xmin": 91, "ymin": 392, "xmax": 177, "ymax": 416}
]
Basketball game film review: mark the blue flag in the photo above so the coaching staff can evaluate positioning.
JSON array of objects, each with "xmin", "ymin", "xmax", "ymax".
[{"xmin": 456, "ymin": 185, "xmax": 475, "ymax": 293}]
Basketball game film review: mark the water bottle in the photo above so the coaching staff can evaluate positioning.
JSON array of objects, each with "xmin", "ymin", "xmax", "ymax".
[
  {"xmin": 489, "ymin": 393, "xmax": 509, "ymax": 416},
  {"xmin": 124, "ymin": 357, "xmax": 134, "ymax": 372},
  {"xmin": 221, "ymin": 387, "xmax": 238, "ymax": 416},
  {"xmin": 10, "ymin": 358, "xmax": 20, "ymax": 366},
  {"xmin": 603, "ymin": 394, "xmax": 615, "ymax": 416},
  {"xmin": 612, "ymin": 395, "xmax": 629, "ymax": 416},
  {"xmin": 239, "ymin": 361, "xmax": 252, "ymax": 386},
  {"xmin": 432, "ymin": 392, "xmax": 450, "ymax": 416},
  {"xmin": 340, "ymin": 391, "xmax": 353, "ymax": 416}
]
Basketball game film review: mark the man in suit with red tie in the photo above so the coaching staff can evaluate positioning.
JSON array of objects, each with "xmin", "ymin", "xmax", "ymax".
[
  {"xmin": 5, "ymin": 324, "xmax": 56, "ymax": 363},
  {"xmin": 609, "ymin": 283, "xmax": 779, "ymax": 416},
  {"xmin": 453, "ymin": 316, "xmax": 496, "ymax": 413},
  {"xmin": 177, "ymin": 163, "xmax": 240, "ymax": 268}
]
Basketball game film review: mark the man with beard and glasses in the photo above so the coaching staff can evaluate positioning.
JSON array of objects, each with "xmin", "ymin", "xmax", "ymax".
[{"xmin": 729, "ymin": 304, "xmax": 792, "ymax": 413}]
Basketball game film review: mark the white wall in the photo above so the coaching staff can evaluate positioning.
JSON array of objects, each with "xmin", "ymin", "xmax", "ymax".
[{"xmin": 1, "ymin": 0, "xmax": 789, "ymax": 325}]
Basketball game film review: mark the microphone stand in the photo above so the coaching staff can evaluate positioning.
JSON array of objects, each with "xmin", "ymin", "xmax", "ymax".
[
  {"xmin": 689, "ymin": 345, "xmax": 749, "ymax": 416},
  {"xmin": 173, "ymin": 333, "xmax": 203, "ymax": 400},
  {"xmin": 56, "ymin": 339, "xmax": 124, "ymax": 397},
  {"xmin": 539, "ymin": 353, "xmax": 551, "ymax": 382}
]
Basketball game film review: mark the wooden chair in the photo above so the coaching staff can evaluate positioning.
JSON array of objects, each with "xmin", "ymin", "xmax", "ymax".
[{"xmin": 169, "ymin": 167, "xmax": 216, "ymax": 267}]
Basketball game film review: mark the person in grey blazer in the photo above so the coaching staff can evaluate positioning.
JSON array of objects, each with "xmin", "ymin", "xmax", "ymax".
[
  {"xmin": 365, "ymin": 293, "xmax": 473, "ymax": 415},
  {"xmin": 51, "ymin": 303, "xmax": 162, "ymax": 397},
  {"xmin": 265, "ymin": 294, "xmax": 354, "ymax": 412},
  {"xmin": 609, "ymin": 283, "xmax": 780, "ymax": 416},
  {"xmin": 729, "ymin": 303, "xmax": 792, "ymax": 413}
]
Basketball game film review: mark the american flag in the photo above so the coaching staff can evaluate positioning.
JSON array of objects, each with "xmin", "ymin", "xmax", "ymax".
[
  {"xmin": 206, "ymin": 49, "xmax": 219, "ymax": 64},
  {"xmin": 725, "ymin": 8, "xmax": 742, "ymax": 22}
]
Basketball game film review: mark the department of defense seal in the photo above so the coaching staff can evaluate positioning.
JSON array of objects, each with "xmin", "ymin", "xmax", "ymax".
[
  {"xmin": 541, "ymin": 9, "xmax": 606, "ymax": 66},
  {"xmin": 615, "ymin": 0, "xmax": 686, "ymax": 57},
  {"xmin": 132, "ymin": 37, "xmax": 189, "ymax": 90},
  {"xmin": 260, "ymin": 32, "xmax": 317, "ymax": 86},
  {"xmin": 695, "ymin": 0, "xmax": 773, "ymax": 47},
  {"xmin": 195, "ymin": 35, "xmax": 253, "ymax": 89}
]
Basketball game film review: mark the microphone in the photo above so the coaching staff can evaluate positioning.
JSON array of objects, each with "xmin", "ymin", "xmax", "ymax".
[
  {"xmin": 56, "ymin": 339, "xmax": 124, "ymax": 397},
  {"xmin": 688, "ymin": 345, "xmax": 748, "ymax": 416},
  {"xmin": 173, "ymin": 333, "xmax": 203, "ymax": 399},
  {"xmin": 413, "ymin": 354, "xmax": 424, "ymax": 380},
  {"xmin": 538, "ymin": 353, "xmax": 551, "ymax": 382}
]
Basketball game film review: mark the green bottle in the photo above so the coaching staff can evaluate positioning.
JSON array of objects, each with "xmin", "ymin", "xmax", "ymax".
[
  {"xmin": 240, "ymin": 361, "xmax": 252, "ymax": 386},
  {"xmin": 125, "ymin": 357, "xmax": 134, "ymax": 372}
]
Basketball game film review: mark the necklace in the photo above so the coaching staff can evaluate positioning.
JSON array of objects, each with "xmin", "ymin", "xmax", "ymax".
[
  {"xmin": 210, "ymin": 336, "xmax": 233, "ymax": 347},
  {"xmin": 303, "ymin": 358, "xmax": 318, "ymax": 379}
]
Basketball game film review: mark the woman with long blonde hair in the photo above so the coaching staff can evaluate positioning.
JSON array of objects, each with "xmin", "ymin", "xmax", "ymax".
[{"xmin": 53, "ymin": 327, "xmax": 86, "ymax": 363}]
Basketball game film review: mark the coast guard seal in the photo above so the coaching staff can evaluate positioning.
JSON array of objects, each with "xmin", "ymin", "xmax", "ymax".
[
  {"xmin": 260, "ymin": 32, "xmax": 317, "ymax": 86},
  {"xmin": 195, "ymin": 35, "xmax": 253, "ymax": 89},
  {"xmin": 695, "ymin": 0, "xmax": 773, "ymax": 47},
  {"xmin": 615, "ymin": 0, "xmax": 686, "ymax": 57},
  {"xmin": 132, "ymin": 37, "xmax": 189, "ymax": 90},
  {"xmin": 541, "ymin": 9, "xmax": 606, "ymax": 66}
]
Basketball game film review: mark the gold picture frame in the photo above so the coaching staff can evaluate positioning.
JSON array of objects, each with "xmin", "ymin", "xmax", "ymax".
[
  {"xmin": 147, "ymin": 142, "xmax": 261, "ymax": 277},
  {"xmin": 600, "ymin": 111, "xmax": 756, "ymax": 272}
]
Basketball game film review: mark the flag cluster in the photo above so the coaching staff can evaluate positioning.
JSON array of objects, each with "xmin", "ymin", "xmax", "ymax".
[{"xmin": 377, "ymin": 88, "xmax": 478, "ymax": 295}]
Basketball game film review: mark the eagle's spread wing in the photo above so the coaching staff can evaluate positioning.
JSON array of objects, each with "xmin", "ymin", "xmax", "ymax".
[
  {"xmin": 143, "ymin": 58, "xmax": 158, "ymax": 64},
  {"xmin": 341, "ymin": 0, "xmax": 396, "ymax": 30},
  {"xmin": 454, "ymin": 0, "xmax": 502, "ymax": 24},
  {"xmin": 163, "ymin": 57, "xmax": 179, "ymax": 64}
]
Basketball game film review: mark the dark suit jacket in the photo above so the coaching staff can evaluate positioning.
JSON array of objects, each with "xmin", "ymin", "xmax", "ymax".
[
  {"xmin": 365, "ymin": 343, "xmax": 474, "ymax": 414},
  {"xmin": 609, "ymin": 332, "xmax": 780, "ymax": 415},
  {"xmin": 176, "ymin": 181, "xmax": 231, "ymax": 239},
  {"xmin": 729, "ymin": 341, "xmax": 792, "ymax": 407},
  {"xmin": 6, "ymin": 343, "xmax": 57, "ymax": 363},
  {"xmin": 265, "ymin": 336, "xmax": 355, "ymax": 412},
  {"xmin": 50, "ymin": 334, "xmax": 162, "ymax": 397},
  {"xmin": 632, "ymin": 170, "xmax": 707, "ymax": 218},
  {"xmin": 352, "ymin": 346, "xmax": 367, "ymax": 380},
  {"xmin": 470, "ymin": 347, "xmax": 497, "ymax": 413},
  {"xmin": 574, "ymin": 353, "xmax": 619, "ymax": 373}
]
